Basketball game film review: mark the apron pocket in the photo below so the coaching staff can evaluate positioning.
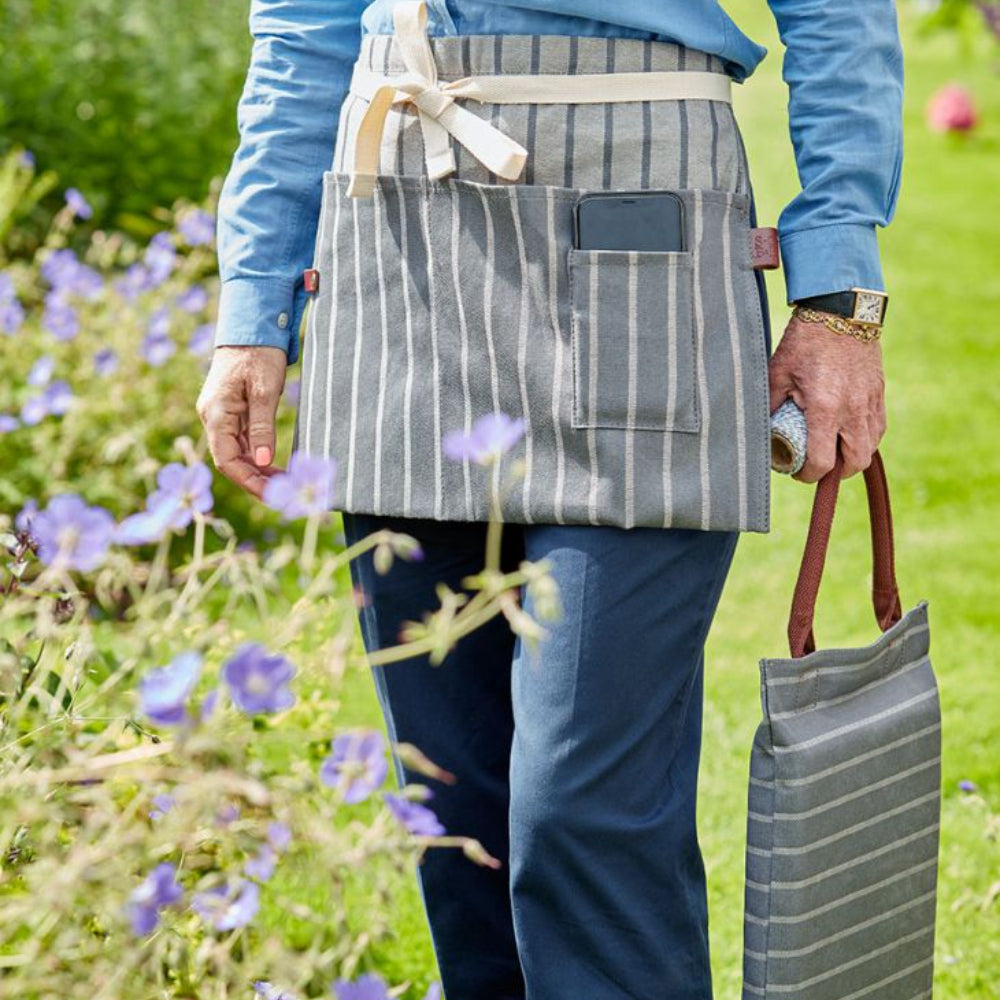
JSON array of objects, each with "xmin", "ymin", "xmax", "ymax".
[{"xmin": 568, "ymin": 248, "xmax": 700, "ymax": 433}]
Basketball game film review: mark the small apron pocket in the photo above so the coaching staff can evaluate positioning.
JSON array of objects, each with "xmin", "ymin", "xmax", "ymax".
[{"xmin": 568, "ymin": 248, "xmax": 699, "ymax": 433}]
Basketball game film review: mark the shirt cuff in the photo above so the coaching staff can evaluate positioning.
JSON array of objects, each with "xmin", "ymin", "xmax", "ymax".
[
  {"xmin": 214, "ymin": 276, "xmax": 303, "ymax": 366},
  {"xmin": 780, "ymin": 224, "xmax": 886, "ymax": 304}
]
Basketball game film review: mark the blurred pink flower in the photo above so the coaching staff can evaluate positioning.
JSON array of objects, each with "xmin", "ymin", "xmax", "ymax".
[{"xmin": 926, "ymin": 84, "xmax": 978, "ymax": 134}]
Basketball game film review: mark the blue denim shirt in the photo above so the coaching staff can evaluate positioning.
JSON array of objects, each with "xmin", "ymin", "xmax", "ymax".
[{"xmin": 216, "ymin": 0, "xmax": 904, "ymax": 364}]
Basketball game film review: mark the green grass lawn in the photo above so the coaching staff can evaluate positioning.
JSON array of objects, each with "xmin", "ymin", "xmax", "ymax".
[{"xmin": 287, "ymin": 6, "xmax": 1000, "ymax": 996}]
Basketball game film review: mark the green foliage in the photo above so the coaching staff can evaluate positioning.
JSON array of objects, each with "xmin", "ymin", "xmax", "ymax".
[{"xmin": 0, "ymin": 0, "xmax": 250, "ymax": 239}]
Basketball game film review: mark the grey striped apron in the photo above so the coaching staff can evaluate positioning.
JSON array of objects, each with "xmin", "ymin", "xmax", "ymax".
[{"xmin": 292, "ymin": 29, "xmax": 772, "ymax": 531}]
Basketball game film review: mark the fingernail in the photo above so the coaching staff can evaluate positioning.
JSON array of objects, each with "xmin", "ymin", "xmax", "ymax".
[{"xmin": 255, "ymin": 446, "xmax": 271, "ymax": 466}]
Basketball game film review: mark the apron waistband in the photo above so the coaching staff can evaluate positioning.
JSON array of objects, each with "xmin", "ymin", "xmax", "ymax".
[{"xmin": 346, "ymin": 1, "xmax": 733, "ymax": 198}]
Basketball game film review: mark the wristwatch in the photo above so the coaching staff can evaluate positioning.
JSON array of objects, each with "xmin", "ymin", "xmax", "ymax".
[{"xmin": 791, "ymin": 287, "xmax": 889, "ymax": 328}]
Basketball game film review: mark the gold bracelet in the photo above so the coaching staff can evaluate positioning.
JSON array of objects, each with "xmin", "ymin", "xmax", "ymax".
[{"xmin": 792, "ymin": 305, "xmax": 883, "ymax": 343}]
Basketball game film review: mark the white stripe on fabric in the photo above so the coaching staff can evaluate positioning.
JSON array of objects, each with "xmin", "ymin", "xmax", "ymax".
[
  {"xmin": 772, "ymin": 756, "xmax": 940, "ymax": 821},
  {"xmin": 768, "ymin": 822, "xmax": 939, "ymax": 890},
  {"xmin": 747, "ymin": 889, "xmax": 937, "ymax": 961},
  {"xmin": 751, "ymin": 723, "xmax": 941, "ymax": 789},
  {"xmin": 586, "ymin": 261, "xmax": 600, "ymax": 524},
  {"xmin": 773, "ymin": 689, "xmax": 940, "ymax": 754},
  {"xmin": 721, "ymin": 196, "xmax": 747, "ymax": 529},
  {"xmin": 372, "ymin": 186, "xmax": 390, "ymax": 514},
  {"xmin": 763, "ymin": 927, "xmax": 934, "ymax": 995},
  {"xmin": 393, "ymin": 176, "xmax": 416, "ymax": 516},
  {"xmin": 768, "ymin": 654, "xmax": 932, "ymax": 722},
  {"xmin": 476, "ymin": 187, "xmax": 502, "ymax": 413},
  {"xmin": 303, "ymin": 178, "xmax": 335, "ymax": 457},
  {"xmin": 764, "ymin": 857, "xmax": 938, "ymax": 925},
  {"xmin": 508, "ymin": 186, "xmax": 534, "ymax": 522},
  {"xmin": 767, "ymin": 791, "xmax": 940, "ymax": 857},
  {"xmin": 450, "ymin": 185, "xmax": 474, "ymax": 515},
  {"xmin": 345, "ymin": 199, "xmax": 365, "ymax": 508},
  {"xmin": 546, "ymin": 189, "xmax": 567, "ymax": 524},
  {"xmin": 419, "ymin": 188, "xmax": 444, "ymax": 519},
  {"xmin": 624, "ymin": 251, "xmax": 639, "ymax": 528},
  {"xmin": 765, "ymin": 623, "xmax": 930, "ymax": 687},
  {"xmin": 661, "ymin": 259, "xmax": 677, "ymax": 527},
  {"xmin": 692, "ymin": 189, "xmax": 711, "ymax": 528},
  {"xmin": 322, "ymin": 183, "xmax": 344, "ymax": 459}
]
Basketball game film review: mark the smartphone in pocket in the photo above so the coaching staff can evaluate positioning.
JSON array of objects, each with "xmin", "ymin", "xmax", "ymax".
[{"xmin": 574, "ymin": 191, "xmax": 686, "ymax": 252}]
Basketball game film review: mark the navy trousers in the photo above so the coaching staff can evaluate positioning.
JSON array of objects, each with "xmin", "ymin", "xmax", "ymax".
[{"xmin": 342, "ymin": 512, "xmax": 740, "ymax": 1000}]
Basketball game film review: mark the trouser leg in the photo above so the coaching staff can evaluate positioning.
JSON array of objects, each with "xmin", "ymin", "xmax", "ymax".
[
  {"xmin": 342, "ymin": 512, "xmax": 527, "ymax": 1000},
  {"xmin": 508, "ymin": 522, "xmax": 740, "ymax": 1000}
]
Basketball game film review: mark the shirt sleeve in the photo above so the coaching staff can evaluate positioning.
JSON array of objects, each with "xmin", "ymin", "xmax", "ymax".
[
  {"xmin": 214, "ymin": 0, "xmax": 369, "ymax": 366},
  {"xmin": 765, "ymin": 0, "xmax": 904, "ymax": 303}
]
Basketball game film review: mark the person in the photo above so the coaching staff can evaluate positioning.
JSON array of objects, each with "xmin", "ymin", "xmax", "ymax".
[{"xmin": 196, "ymin": 1, "xmax": 903, "ymax": 997}]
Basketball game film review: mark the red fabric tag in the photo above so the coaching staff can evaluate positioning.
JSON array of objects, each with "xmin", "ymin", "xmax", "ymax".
[
  {"xmin": 303, "ymin": 268, "xmax": 320, "ymax": 293},
  {"xmin": 750, "ymin": 228, "xmax": 780, "ymax": 270}
]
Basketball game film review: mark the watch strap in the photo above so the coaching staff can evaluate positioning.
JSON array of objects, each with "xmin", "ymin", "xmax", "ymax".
[{"xmin": 792, "ymin": 290, "xmax": 858, "ymax": 318}]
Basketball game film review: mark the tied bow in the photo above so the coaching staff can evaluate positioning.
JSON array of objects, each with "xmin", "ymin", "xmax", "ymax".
[{"xmin": 347, "ymin": 1, "xmax": 528, "ymax": 197}]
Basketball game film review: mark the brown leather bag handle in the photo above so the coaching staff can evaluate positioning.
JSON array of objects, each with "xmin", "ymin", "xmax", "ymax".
[{"xmin": 787, "ymin": 448, "xmax": 904, "ymax": 658}]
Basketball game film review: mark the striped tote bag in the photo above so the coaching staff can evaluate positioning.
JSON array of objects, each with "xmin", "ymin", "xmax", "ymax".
[{"xmin": 742, "ymin": 449, "xmax": 942, "ymax": 1000}]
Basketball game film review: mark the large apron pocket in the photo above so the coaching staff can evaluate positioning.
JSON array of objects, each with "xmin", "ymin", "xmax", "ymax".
[
  {"xmin": 295, "ymin": 173, "xmax": 771, "ymax": 532},
  {"xmin": 568, "ymin": 248, "xmax": 699, "ymax": 433}
]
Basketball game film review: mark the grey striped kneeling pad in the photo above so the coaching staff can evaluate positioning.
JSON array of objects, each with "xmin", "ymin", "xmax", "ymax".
[{"xmin": 743, "ymin": 601, "xmax": 942, "ymax": 1000}]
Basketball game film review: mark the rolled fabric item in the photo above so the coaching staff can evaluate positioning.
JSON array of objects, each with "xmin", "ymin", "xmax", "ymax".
[{"xmin": 770, "ymin": 399, "xmax": 808, "ymax": 475}]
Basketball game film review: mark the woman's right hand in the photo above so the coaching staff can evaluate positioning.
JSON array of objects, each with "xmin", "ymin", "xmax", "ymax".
[{"xmin": 196, "ymin": 346, "xmax": 288, "ymax": 499}]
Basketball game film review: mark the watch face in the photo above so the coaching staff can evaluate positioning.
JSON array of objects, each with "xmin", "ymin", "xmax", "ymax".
[{"xmin": 853, "ymin": 291, "xmax": 886, "ymax": 325}]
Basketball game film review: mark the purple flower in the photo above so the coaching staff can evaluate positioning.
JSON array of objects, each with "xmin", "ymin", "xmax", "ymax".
[
  {"xmin": 149, "ymin": 793, "xmax": 175, "ymax": 821},
  {"xmin": 141, "ymin": 308, "xmax": 175, "ymax": 366},
  {"xmin": 222, "ymin": 644, "xmax": 296, "ymax": 715},
  {"xmin": 176, "ymin": 285, "xmax": 209, "ymax": 314},
  {"xmin": 421, "ymin": 985, "xmax": 442, "ymax": 1000},
  {"xmin": 188, "ymin": 322, "xmax": 215, "ymax": 356},
  {"xmin": 28, "ymin": 356, "xmax": 54, "ymax": 387},
  {"xmin": 0, "ymin": 414, "xmax": 18, "ymax": 434},
  {"xmin": 254, "ymin": 983, "xmax": 299, "ymax": 1000},
  {"xmin": 0, "ymin": 298, "xmax": 24, "ymax": 336},
  {"xmin": 42, "ymin": 294, "xmax": 79, "ymax": 341},
  {"xmin": 119, "ymin": 462, "xmax": 214, "ymax": 544},
  {"xmin": 143, "ymin": 232, "xmax": 176, "ymax": 287},
  {"xmin": 244, "ymin": 845, "xmax": 277, "ymax": 882},
  {"xmin": 262, "ymin": 452, "xmax": 338, "ymax": 520},
  {"xmin": 115, "ymin": 262, "xmax": 152, "ymax": 301},
  {"xmin": 959, "ymin": 779, "xmax": 978, "ymax": 793},
  {"xmin": 331, "ymin": 974, "xmax": 391, "ymax": 1000},
  {"xmin": 383, "ymin": 792, "xmax": 446, "ymax": 836},
  {"xmin": 31, "ymin": 494, "xmax": 115, "ymax": 572},
  {"xmin": 115, "ymin": 497, "xmax": 183, "ymax": 546},
  {"xmin": 93, "ymin": 347, "xmax": 119, "ymax": 376},
  {"xmin": 177, "ymin": 208, "xmax": 216, "ymax": 247},
  {"xmin": 192, "ymin": 878, "xmax": 260, "ymax": 931},
  {"xmin": 0, "ymin": 273, "xmax": 24, "ymax": 335},
  {"xmin": 199, "ymin": 687, "xmax": 220, "ymax": 721},
  {"xmin": 283, "ymin": 378, "xmax": 301, "ymax": 406},
  {"xmin": 128, "ymin": 863, "xmax": 183, "ymax": 936},
  {"xmin": 65, "ymin": 188, "xmax": 93, "ymax": 220},
  {"xmin": 155, "ymin": 461, "xmax": 213, "ymax": 520},
  {"xmin": 41, "ymin": 250, "xmax": 101, "ymax": 300},
  {"xmin": 19, "ymin": 150, "xmax": 35, "ymax": 169},
  {"xmin": 442, "ymin": 412, "xmax": 525, "ymax": 465},
  {"xmin": 267, "ymin": 821, "xmax": 292, "ymax": 852},
  {"xmin": 42, "ymin": 379, "xmax": 72, "ymax": 416},
  {"xmin": 20, "ymin": 394, "xmax": 49, "ymax": 427},
  {"xmin": 320, "ymin": 730, "xmax": 388, "ymax": 804},
  {"xmin": 217, "ymin": 803, "xmax": 241, "ymax": 826},
  {"xmin": 139, "ymin": 652, "xmax": 203, "ymax": 726}
]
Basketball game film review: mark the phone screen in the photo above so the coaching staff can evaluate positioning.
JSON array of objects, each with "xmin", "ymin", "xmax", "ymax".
[{"xmin": 575, "ymin": 191, "xmax": 686, "ymax": 252}]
